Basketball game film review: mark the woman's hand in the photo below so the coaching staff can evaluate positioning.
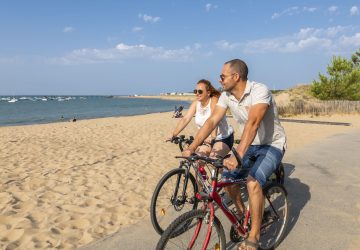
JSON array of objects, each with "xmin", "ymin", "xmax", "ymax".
[{"xmin": 166, "ymin": 133, "xmax": 175, "ymax": 142}]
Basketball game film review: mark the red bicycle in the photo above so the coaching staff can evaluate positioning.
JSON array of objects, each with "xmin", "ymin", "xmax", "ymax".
[{"xmin": 156, "ymin": 153, "xmax": 289, "ymax": 250}]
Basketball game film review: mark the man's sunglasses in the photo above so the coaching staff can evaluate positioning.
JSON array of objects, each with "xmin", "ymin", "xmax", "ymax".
[
  {"xmin": 220, "ymin": 73, "xmax": 236, "ymax": 81},
  {"xmin": 193, "ymin": 89, "xmax": 204, "ymax": 94}
]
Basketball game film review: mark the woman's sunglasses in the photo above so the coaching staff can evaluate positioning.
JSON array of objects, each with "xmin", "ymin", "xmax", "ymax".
[{"xmin": 193, "ymin": 89, "xmax": 204, "ymax": 94}]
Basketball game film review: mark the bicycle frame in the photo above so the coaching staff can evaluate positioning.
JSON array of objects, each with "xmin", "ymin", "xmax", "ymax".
[
  {"xmin": 191, "ymin": 168, "xmax": 248, "ymax": 249},
  {"xmin": 193, "ymin": 167, "xmax": 279, "ymax": 250},
  {"xmin": 171, "ymin": 160, "xmax": 212, "ymax": 207}
]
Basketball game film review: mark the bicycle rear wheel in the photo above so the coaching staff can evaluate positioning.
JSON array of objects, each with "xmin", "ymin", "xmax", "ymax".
[
  {"xmin": 150, "ymin": 168, "xmax": 198, "ymax": 235},
  {"xmin": 156, "ymin": 209, "xmax": 226, "ymax": 250},
  {"xmin": 259, "ymin": 183, "xmax": 289, "ymax": 250}
]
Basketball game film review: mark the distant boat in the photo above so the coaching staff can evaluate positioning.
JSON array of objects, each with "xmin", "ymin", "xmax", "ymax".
[{"xmin": 8, "ymin": 98, "xmax": 18, "ymax": 103}]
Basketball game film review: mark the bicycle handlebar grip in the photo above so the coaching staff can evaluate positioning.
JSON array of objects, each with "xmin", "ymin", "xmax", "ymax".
[{"xmin": 231, "ymin": 148, "xmax": 242, "ymax": 168}]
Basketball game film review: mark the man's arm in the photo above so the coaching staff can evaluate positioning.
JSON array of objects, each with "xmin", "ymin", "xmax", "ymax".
[
  {"xmin": 224, "ymin": 103, "xmax": 269, "ymax": 170},
  {"xmin": 236, "ymin": 103, "xmax": 268, "ymax": 157},
  {"xmin": 185, "ymin": 105, "xmax": 227, "ymax": 155}
]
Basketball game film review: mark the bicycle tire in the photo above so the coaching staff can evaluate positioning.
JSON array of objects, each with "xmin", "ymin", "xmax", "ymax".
[
  {"xmin": 150, "ymin": 168, "xmax": 198, "ymax": 235},
  {"xmin": 156, "ymin": 209, "xmax": 226, "ymax": 250},
  {"xmin": 259, "ymin": 183, "xmax": 289, "ymax": 250}
]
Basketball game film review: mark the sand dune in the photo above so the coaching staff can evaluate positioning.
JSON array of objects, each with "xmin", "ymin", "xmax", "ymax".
[{"xmin": 0, "ymin": 112, "xmax": 359, "ymax": 249}]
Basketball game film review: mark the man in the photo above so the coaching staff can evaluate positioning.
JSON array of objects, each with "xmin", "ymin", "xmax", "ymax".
[{"xmin": 183, "ymin": 59, "xmax": 286, "ymax": 250}]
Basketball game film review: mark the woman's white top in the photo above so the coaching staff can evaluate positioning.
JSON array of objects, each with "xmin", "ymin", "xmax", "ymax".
[{"xmin": 194, "ymin": 98, "xmax": 233, "ymax": 140}]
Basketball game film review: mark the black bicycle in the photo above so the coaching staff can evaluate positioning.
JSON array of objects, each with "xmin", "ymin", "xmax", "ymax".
[{"xmin": 150, "ymin": 135, "xmax": 203, "ymax": 235}]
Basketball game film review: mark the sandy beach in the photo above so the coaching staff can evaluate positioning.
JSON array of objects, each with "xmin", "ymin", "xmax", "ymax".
[{"xmin": 1, "ymin": 112, "xmax": 360, "ymax": 249}]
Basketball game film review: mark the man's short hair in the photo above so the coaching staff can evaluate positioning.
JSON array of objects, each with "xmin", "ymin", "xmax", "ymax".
[{"xmin": 225, "ymin": 59, "xmax": 248, "ymax": 81}]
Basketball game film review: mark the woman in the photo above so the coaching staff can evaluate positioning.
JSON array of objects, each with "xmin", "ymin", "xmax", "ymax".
[{"xmin": 170, "ymin": 79, "xmax": 234, "ymax": 158}]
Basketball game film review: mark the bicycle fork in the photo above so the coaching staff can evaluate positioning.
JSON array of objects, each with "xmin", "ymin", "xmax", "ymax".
[
  {"xmin": 172, "ymin": 167, "xmax": 191, "ymax": 206},
  {"xmin": 188, "ymin": 202, "xmax": 216, "ymax": 250}
]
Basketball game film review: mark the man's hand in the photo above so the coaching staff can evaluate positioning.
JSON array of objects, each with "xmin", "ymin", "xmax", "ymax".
[
  {"xmin": 182, "ymin": 148, "xmax": 194, "ymax": 157},
  {"xmin": 204, "ymin": 137, "xmax": 212, "ymax": 146},
  {"xmin": 223, "ymin": 156, "xmax": 238, "ymax": 170}
]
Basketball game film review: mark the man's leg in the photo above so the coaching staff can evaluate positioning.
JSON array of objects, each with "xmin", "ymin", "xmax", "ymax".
[
  {"xmin": 239, "ymin": 145, "xmax": 283, "ymax": 250},
  {"xmin": 246, "ymin": 176, "xmax": 264, "ymax": 244}
]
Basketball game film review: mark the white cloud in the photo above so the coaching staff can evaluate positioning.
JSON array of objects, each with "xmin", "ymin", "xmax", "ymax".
[
  {"xmin": 51, "ymin": 43, "xmax": 205, "ymax": 65},
  {"xmin": 272, "ymin": 6, "xmax": 316, "ymax": 19},
  {"xmin": 350, "ymin": 6, "xmax": 359, "ymax": 16},
  {"xmin": 339, "ymin": 33, "xmax": 360, "ymax": 46},
  {"xmin": 243, "ymin": 25, "xmax": 358, "ymax": 54},
  {"xmin": 328, "ymin": 5, "xmax": 338, "ymax": 13},
  {"xmin": 138, "ymin": 13, "xmax": 160, "ymax": 23},
  {"xmin": 303, "ymin": 7, "xmax": 316, "ymax": 13},
  {"xmin": 132, "ymin": 26, "xmax": 143, "ymax": 32},
  {"xmin": 215, "ymin": 40, "xmax": 240, "ymax": 50},
  {"xmin": 205, "ymin": 3, "xmax": 218, "ymax": 12},
  {"xmin": 325, "ymin": 26, "xmax": 349, "ymax": 37},
  {"xmin": 63, "ymin": 26, "xmax": 74, "ymax": 33}
]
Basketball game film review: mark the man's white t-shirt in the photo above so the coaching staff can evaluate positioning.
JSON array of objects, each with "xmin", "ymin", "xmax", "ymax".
[{"xmin": 217, "ymin": 80, "xmax": 287, "ymax": 151}]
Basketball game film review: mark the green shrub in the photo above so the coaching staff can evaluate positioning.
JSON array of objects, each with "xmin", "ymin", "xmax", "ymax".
[{"xmin": 311, "ymin": 49, "xmax": 360, "ymax": 100}]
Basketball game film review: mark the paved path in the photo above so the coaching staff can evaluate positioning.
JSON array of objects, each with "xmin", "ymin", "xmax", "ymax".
[{"xmin": 81, "ymin": 129, "xmax": 360, "ymax": 250}]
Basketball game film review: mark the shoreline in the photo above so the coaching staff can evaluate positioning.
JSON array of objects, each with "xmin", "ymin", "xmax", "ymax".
[
  {"xmin": 0, "ymin": 110, "xmax": 178, "ymax": 128},
  {"xmin": 129, "ymin": 95, "xmax": 194, "ymax": 102},
  {"xmin": 0, "ymin": 95, "xmax": 191, "ymax": 128}
]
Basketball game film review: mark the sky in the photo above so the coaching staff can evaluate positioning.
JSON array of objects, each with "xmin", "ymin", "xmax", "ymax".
[{"xmin": 0, "ymin": 0, "xmax": 360, "ymax": 95}]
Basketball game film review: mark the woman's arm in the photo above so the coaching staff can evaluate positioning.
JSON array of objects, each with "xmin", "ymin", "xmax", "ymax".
[
  {"xmin": 209, "ymin": 96, "xmax": 219, "ymax": 140},
  {"xmin": 171, "ymin": 101, "xmax": 197, "ymax": 137}
]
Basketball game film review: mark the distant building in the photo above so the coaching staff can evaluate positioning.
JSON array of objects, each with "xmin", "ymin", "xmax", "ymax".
[{"xmin": 160, "ymin": 92, "xmax": 194, "ymax": 96}]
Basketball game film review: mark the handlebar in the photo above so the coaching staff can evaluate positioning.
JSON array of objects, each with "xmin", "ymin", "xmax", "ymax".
[
  {"xmin": 175, "ymin": 153, "xmax": 242, "ymax": 169},
  {"xmin": 168, "ymin": 135, "xmax": 194, "ymax": 144},
  {"xmin": 167, "ymin": 135, "xmax": 194, "ymax": 152}
]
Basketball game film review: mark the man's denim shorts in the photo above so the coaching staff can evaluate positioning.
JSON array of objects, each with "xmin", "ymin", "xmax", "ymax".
[{"xmin": 222, "ymin": 145, "xmax": 283, "ymax": 187}]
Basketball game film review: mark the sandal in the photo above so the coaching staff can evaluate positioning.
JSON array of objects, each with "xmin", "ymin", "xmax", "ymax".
[{"xmin": 238, "ymin": 239, "xmax": 259, "ymax": 250}]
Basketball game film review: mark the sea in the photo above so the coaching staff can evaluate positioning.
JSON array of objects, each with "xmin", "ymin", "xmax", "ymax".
[{"xmin": 0, "ymin": 96, "xmax": 190, "ymax": 127}]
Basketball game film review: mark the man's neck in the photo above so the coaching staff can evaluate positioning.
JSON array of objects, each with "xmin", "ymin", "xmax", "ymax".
[{"xmin": 230, "ymin": 80, "xmax": 247, "ymax": 101}]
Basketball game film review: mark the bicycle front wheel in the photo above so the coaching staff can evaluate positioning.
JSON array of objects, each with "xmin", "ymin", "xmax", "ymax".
[
  {"xmin": 259, "ymin": 183, "xmax": 289, "ymax": 250},
  {"xmin": 156, "ymin": 209, "xmax": 226, "ymax": 250},
  {"xmin": 150, "ymin": 168, "xmax": 198, "ymax": 235}
]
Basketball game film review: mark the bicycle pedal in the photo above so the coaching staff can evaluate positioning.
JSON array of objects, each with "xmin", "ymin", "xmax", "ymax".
[{"xmin": 229, "ymin": 225, "xmax": 245, "ymax": 243}]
